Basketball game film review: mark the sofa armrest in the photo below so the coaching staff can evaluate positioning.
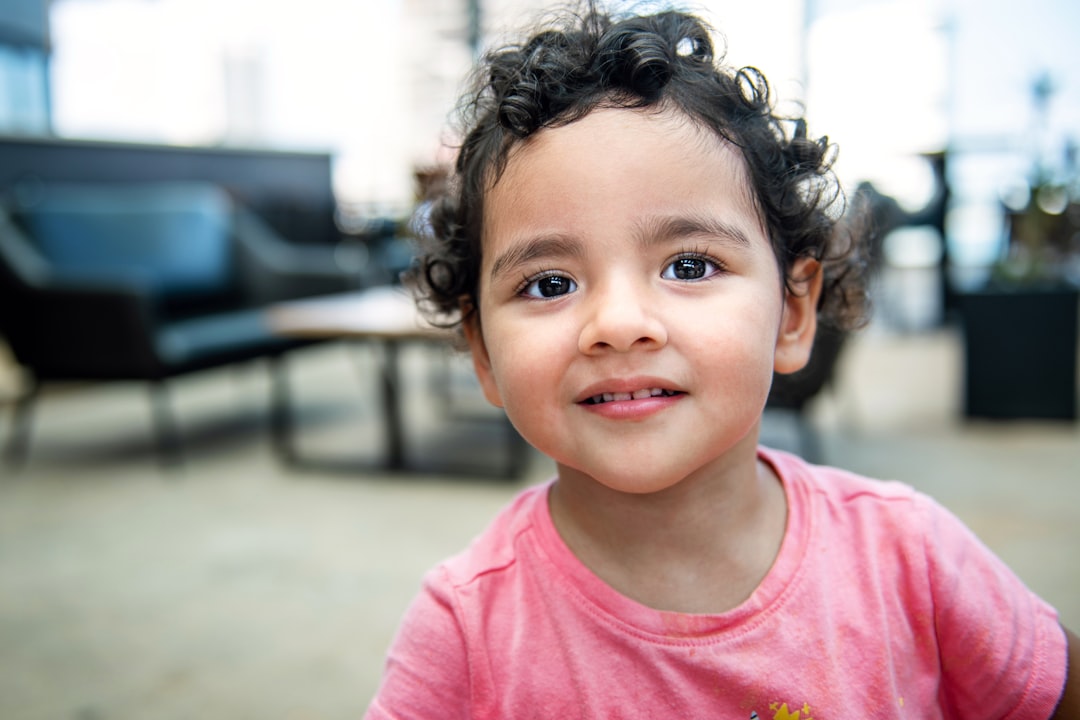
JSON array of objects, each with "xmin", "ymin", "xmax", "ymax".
[
  {"xmin": 232, "ymin": 208, "xmax": 365, "ymax": 304},
  {"xmin": 3, "ymin": 280, "xmax": 165, "ymax": 378}
]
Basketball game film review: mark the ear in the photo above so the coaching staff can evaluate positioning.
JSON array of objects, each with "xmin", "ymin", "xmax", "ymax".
[
  {"xmin": 461, "ymin": 303, "xmax": 505, "ymax": 408},
  {"xmin": 774, "ymin": 257, "xmax": 823, "ymax": 374}
]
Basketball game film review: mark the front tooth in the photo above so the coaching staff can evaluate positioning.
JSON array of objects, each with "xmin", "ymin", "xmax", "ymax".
[
  {"xmin": 632, "ymin": 389, "xmax": 653, "ymax": 400},
  {"xmin": 612, "ymin": 392, "xmax": 632, "ymax": 401},
  {"xmin": 650, "ymin": 388, "xmax": 663, "ymax": 397},
  {"xmin": 602, "ymin": 393, "xmax": 614, "ymax": 402}
]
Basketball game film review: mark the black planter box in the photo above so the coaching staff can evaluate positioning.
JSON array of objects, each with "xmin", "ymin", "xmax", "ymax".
[{"xmin": 960, "ymin": 286, "xmax": 1079, "ymax": 420}]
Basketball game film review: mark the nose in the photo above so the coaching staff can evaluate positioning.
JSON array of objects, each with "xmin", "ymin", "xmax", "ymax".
[{"xmin": 577, "ymin": 280, "xmax": 668, "ymax": 354}]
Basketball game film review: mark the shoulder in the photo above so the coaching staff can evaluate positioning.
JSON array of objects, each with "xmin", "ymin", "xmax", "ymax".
[
  {"xmin": 427, "ymin": 481, "xmax": 552, "ymax": 594},
  {"xmin": 761, "ymin": 447, "xmax": 1067, "ymax": 718},
  {"xmin": 367, "ymin": 482, "xmax": 556, "ymax": 719},
  {"xmin": 763, "ymin": 447, "xmax": 993, "ymax": 559},
  {"xmin": 761, "ymin": 445, "xmax": 928, "ymax": 522},
  {"xmin": 761, "ymin": 446, "xmax": 979, "ymax": 585}
]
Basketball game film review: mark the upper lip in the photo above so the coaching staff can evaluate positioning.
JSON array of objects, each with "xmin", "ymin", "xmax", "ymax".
[{"xmin": 574, "ymin": 377, "xmax": 686, "ymax": 404}]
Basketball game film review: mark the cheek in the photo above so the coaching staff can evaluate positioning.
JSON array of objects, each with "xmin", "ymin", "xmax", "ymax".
[
  {"xmin": 688, "ymin": 299, "xmax": 781, "ymax": 384},
  {"xmin": 485, "ymin": 327, "xmax": 550, "ymax": 395},
  {"xmin": 484, "ymin": 322, "xmax": 574, "ymax": 419}
]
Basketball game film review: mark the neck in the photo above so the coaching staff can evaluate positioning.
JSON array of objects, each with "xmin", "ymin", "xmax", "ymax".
[{"xmin": 548, "ymin": 436, "xmax": 787, "ymax": 614}]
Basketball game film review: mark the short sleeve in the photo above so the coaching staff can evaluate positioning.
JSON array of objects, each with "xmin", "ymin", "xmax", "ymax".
[
  {"xmin": 364, "ymin": 567, "xmax": 472, "ymax": 720},
  {"xmin": 922, "ymin": 495, "xmax": 1067, "ymax": 719}
]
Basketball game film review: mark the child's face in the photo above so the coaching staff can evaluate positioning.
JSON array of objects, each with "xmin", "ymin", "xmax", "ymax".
[{"xmin": 465, "ymin": 107, "xmax": 820, "ymax": 492}]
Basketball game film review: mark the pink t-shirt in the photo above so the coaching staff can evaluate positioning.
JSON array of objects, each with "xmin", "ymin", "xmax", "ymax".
[{"xmin": 366, "ymin": 447, "xmax": 1067, "ymax": 719}]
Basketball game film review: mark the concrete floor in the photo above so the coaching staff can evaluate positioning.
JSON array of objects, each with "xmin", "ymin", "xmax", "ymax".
[{"xmin": 1, "ymin": 324, "xmax": 1078, "ymax": 719}]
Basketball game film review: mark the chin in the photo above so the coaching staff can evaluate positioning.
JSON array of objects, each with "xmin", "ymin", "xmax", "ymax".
[
  {"xmin": 558, "ymin": 458, "xmax": 695, "ymax": 496},
  {"xmin": 553, "ymin": 429, "xmax": 762, "ymax": 495}
]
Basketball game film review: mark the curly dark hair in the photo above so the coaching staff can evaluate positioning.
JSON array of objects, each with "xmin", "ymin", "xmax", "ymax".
[{"xmin": 407, "ymin": 1, "xmax": 869, "ymax": 333}]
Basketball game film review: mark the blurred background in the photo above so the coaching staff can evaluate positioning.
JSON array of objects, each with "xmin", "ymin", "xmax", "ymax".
[{"xmin": 1, "ymin": 0, "xmax": 1078, "ymax": 718}]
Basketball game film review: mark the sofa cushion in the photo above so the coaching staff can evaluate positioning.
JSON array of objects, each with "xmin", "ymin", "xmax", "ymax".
[
  {"xmin": 155, "ymin": 308, "xmax": 292, "ymax": 368},
  {"xmin": 19, "ymin": 182, "xmax": 233, "ymax": 298}
]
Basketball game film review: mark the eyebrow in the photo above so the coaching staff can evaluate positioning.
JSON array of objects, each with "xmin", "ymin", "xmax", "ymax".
[
  {"xmin": 635, "ymin": 213, "xmax": 753, "ymax": 249},
  {"xmin": 488, "ymin": 233, "xmax": 585, "ymax": 278}
]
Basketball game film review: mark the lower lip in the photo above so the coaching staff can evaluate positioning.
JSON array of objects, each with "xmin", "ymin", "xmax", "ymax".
[{"xmin": 578, "ymin": 394, "xmax": 683, "ymax": 421}]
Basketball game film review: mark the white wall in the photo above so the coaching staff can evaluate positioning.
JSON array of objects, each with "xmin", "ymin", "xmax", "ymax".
[{"xmin": 50, "ymin": 0, "xmax": 413, "ymax": 210}]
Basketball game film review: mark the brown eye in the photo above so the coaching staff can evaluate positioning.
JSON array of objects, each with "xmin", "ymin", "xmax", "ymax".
[
  {"xmin": 522, "ymin": 274, "xmax": 577, "ymax": 298},
  {"xmin": 663, "ymin": 257, "xmax": 713, "ymax": 281}
]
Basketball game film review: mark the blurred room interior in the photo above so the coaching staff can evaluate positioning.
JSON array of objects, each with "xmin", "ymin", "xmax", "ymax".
[{"xmin": 1, "ymin": 0, "xmax": 1078, "ymax": 717}]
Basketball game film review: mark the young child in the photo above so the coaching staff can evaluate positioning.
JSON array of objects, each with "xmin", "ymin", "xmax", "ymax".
[{"xmin": 367, "ymin": 3, "xmax": 1077, "ymax": 717}]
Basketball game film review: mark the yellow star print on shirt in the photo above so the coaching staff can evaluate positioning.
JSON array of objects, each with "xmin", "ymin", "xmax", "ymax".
[{"xmin": 766, "ymin": 701, "xmax": 813, "ymax": 720}]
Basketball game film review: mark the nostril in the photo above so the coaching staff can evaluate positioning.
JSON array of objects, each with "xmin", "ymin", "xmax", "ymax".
[{"xmin": 577, "ymin": 296, "xmax": 668, "ymax": 353}]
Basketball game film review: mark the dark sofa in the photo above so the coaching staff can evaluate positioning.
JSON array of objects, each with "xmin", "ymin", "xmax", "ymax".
[{"xmin": 0, "ymin": 179, "xmax": 363, "ymax": 467}]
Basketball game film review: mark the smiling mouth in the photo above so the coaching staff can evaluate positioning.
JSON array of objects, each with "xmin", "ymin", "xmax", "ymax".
[{"xmin": 581, "ymin": 388, "xmax": 684, "ymax": 405}]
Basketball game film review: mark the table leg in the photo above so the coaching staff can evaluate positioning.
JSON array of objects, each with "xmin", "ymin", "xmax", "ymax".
[
  {"xmin": 279, "ymin": 339, "xmax": 521, "ymax": 478},
  {"xmin": 269, "ymin": 354, "xmax": 297, "ymax": 464},
  {"xmin": 379, "ymin": 340, "xmax": 406, "ymax": 469}
]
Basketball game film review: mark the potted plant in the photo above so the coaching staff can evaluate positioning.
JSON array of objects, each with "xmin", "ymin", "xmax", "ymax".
[{"xmin": 960, "ymin": 81, "xmax": 1080, "ymax": 420}]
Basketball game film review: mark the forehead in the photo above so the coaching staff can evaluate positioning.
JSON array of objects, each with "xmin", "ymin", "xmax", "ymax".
[{"xmin": 481, "ymin": 107, "xmax": 765, "ymax": 249}]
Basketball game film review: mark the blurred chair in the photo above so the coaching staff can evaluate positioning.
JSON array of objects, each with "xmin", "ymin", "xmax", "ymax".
[{"xmin": 0, "ymin": 181, "xmax": 363, "ymax": 468}]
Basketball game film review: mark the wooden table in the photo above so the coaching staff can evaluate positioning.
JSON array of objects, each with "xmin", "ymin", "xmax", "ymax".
[
  {"xmin": 266, "ymin": 286, "xmax": 524, "ymax": 475},
  {"xmin": 267, "ymin": 285, "xmax": 445, "ymax": 343}
]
